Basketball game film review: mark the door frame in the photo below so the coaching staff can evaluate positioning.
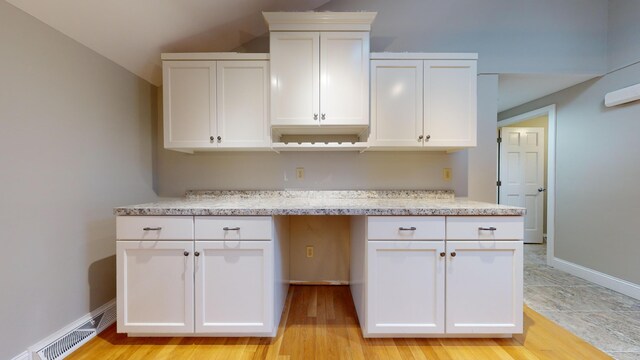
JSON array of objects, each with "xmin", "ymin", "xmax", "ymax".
[{"xmin": 497, "ymin": 104, "xmax": 556, "ymax": 266}]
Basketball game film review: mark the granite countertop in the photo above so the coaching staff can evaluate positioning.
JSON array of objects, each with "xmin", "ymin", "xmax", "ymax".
[{"xmin": 114, "ymin": 190, "xmax": 525, "ymax": 216}]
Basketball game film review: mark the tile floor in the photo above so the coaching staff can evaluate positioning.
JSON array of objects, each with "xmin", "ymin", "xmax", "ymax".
[{"xmin": 524, "ymin": 244, "xmax": 640, "ymax": 359}]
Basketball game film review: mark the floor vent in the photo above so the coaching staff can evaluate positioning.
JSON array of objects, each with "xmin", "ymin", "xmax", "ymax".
[{"xmin": 33, "ymin": 302, "xmax": 116, "ymax": 360}]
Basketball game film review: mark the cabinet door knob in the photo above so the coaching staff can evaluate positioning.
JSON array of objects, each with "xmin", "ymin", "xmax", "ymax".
[
  {"xmin": 313, "ymin": 113, "xmax": 318, "ymax": 120},
  {"xmin": 450, "ymin": 251, "xmax": 456, "ymax": 257},
  {"xmin": 425, "ymin": 135, "xmax": 431, "ymax": 141},
  {"xmin": 194, "ymin": 251, "xmax": 200, "ymax": 257},
  {"xmin": 418, "ymin": 135, "xmax": 424, "ymax": 141},
  {"xmin": 440, "ymin": 252, "xmax": 446, "ymax": 257},
  {"xmin": 210, "ymin": 136, "xmax": 214, "ymax": 141},
  {"xmin": 321, "ymin": 113, "xmax": 326, "ymax": 120},
  {"xmin": 184, "ymin": 251, "xmax": 189, "ymax": 256},
  {"xmin": 217, "ymin": 136, "xmax": 221, "ymax": 142}
]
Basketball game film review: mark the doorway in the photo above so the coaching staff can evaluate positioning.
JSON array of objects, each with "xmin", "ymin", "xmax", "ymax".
[{"xmin": 497, "ymin": 105, "xmax": 556, "ymax": 264}]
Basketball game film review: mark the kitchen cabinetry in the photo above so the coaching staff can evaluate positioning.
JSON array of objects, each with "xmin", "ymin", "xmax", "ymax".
[
  {"xmin": 162, "ymin": 54, "xmax": 270, "ymax": 151},
  {"xmin": 266, "ymin": 12, "xmax": 374, "ymax": 138},
  {"xmin": 369, "ymin": 54, "xmax": 477, "ymax": 149},
  {"xmin": 351, "ymin": 215, "xmax": 523, "ymax": 337},
  {"xmin": 116, "ymin": 215, "xmax": 289, "ymax": 337}
]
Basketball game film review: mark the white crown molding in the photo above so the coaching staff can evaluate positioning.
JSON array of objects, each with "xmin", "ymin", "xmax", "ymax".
[
  {"xmin": 370, "ymin": 52, "xmax": 478, "ymax": 60},
  {"xmin": 161, "ymin": 53, "xmax": 269, "ymax": 61},
  {"xmin": 263, "ymin": 12, "xmax": 377, "ymax": 31}
]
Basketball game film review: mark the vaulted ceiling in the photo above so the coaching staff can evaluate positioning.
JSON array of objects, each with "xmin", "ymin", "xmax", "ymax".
[{"xmin": 6, "ymin": 0, "xmax": 330, "ymax": 85}]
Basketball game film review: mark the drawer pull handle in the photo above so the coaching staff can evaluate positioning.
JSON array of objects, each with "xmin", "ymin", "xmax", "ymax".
[
  {"xmin": 450, "ymin": 251, "xmax": 457, "ymax": 257},
  {"xmin": 398, "ymin": 227, "xmax": 417, "ymax": 231},
  {"xmin": 478, "ymin": 227, "xmax": 497, "ymax": 231},
  {"xmin": 223, "ymin": 227, "xmax": 240, "ymax": 231},
  {"xmin": 143, "ymin": 227, "xmax": 162, "ymax": 231}
]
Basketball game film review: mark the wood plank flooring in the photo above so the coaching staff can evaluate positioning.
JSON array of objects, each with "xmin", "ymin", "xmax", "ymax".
[{"xmin": 68, "ymin": 285, "xmax": 612, "ymax": 359}]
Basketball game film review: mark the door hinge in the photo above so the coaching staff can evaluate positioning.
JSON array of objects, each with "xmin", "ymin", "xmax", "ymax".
[
  {"xmin": 497, "ymin": 180, "xmax": 502, "ymax": 186},
  {"xmin": 497, "ymin": 137, "xmax": 502, "ymax": 143}
]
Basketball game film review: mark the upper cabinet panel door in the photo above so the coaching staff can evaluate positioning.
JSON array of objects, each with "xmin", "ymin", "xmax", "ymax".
[
  {"xmin": 163, "ymin": 61, "xmax": 216, "ymax": 149},
  {"xmin": 216, "ymin": 61, "xmax": 270, "ymax": 148},
  {"xmin": 320, "ymin": 32, "xmax": 369, "ymax": 126},
  {"xmin": 370, "ymin": 60, "xmax": 423, "ymax": 146},
  {"xmin": 423, "ymin": 60, "xmax": 477, "ymax": 148},
  {"xmin": 270, "ymin": 32, "xmax": 320, "ymax": 126}
]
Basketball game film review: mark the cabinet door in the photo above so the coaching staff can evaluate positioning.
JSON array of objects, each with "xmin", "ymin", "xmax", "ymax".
[
  {"xmin": 116, "ymin": 241, "xmax": 194, "ymax": 334},
  {"xmin": 369, "ymin": 60, "xmax": 424, "ymax": 146},
  {"xmin": 423, "ymin": 60, "xmax": 477, "ymax": 148},
  {"xmin": 270, "ymin": 32, "xmax": 320, "ymax": 126},
  {"xmin": 446, "ymin": 240, "xmax": 523, "ymax": 334},
  {"xmin": 320, "ymin": 32, "xmax": 369, "ymax": 126},
  {"xmin": 163, "ymin": 61, "xmax": 216, "ymax": 149},
  {"xmin": 216, "ymin": 61, "xmax": 270, "ymax": 148},
  {"xmin": 195, "ymin": 241, "xmax": 274, "ymax": 334},
  {"xmin": 367, "ymin": 241, "xmax": 445, "ymax": 335}
]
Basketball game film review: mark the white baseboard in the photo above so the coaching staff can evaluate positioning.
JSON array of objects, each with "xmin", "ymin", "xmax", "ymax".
[
  {"xmin": 11, "ymin": 351, "xmax": 30, "ymax": 360},
  {"xmin": 551, "ymin": 258, "xmax": 640, "ymax": 300},
  {"xmin": 28, "ymin": 298, "xmax": 116, "ymax": 359}
]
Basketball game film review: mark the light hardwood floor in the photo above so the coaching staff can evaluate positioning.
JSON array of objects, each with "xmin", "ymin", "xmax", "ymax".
[{"xmin": 68, "ymin": 285, "xmax": 611, "ymax": 359}]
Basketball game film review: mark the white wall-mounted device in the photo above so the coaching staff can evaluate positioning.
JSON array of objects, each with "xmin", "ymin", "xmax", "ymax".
[{"xmin": 604, "ymin": 83, "xmax": 640, "ymax": 107}]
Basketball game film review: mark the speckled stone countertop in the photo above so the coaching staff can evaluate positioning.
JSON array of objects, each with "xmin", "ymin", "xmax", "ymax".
[{"xmin": 114, "ymin": 190, "xmax": 525, "ymax": 216}]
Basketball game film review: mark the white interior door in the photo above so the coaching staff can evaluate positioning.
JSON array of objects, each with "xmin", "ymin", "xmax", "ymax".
[{"xmin": 499, "ymin": 127, "xmax": 545, "ymax": 243}]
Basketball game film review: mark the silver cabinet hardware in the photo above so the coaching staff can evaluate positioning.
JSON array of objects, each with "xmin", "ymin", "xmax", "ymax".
[
  {"xmin": 418, "ymin": 135, "xmax": 424, "ymax": 141},
  {"xmin": 321, "ymin": 113, "xmax": 326, "ymax": 120},
  {"xmin": 538, "ymin": 188, "xmax": 546, "ymax": 192},
  {"xmin": 478, "ymin": 227, "xmax": 497, "ymax": 231},
  {"xmin": 425, "ymin": 135, "xmax": 431, "ymax": 141},
  {"xmin": 223, "ymin": 227, "xmax": 240, "ymax": 231},
  {"xmin": 398, "ymin": 227, "xmax": 417, "ymax": 231},
  {"xmin": 450, "ymin": 251, "xmax": 457, "ymax": 257},
  {"xmin": 209, "ymin": 136, "xmax": 214, "ymax": 141},
  {"xmin": 143, "ymin": 227, "xmax": 162, "ymax": 231},
  {"xmin": 440, "ymin": 252, "xmax": 446, "ymax": 257},
  {"xmin": 183, "ymin": 251, "xmax": 189, "ymax": 256},
  {"xmin": 313, "ymin": 113, "xmax": 318, "ymax": 120},
  {"xmin": 217, "ymin": 136, "xmax": 222, "ymax": 142}
]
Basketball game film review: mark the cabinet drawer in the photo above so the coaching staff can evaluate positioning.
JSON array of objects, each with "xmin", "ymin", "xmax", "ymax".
[
  {"xmin": 446, "ymin": 216, "xmax": 524, "ymax": 240},
  {"xmin": 367, "ymin": 216, "xmax": 445, "ymax": 240},
  {"xmin": 195, "ymin": 216, "xmax": 272, "ymax": 240},
  {"xmin": 116, "ymin": 216, "xmax": 194, "ymax": 240}
]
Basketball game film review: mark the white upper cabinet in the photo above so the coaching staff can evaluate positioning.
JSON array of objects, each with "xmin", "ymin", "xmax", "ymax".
[
  {"xmin": 369, "ymin": 54, "xmax": 478, "ymax": 149},
  {"xmin": 269, "ymin": 32, "xmax": 320, "ymax": 126},
  {"xmin": 163, "ymin": 61, "xmax": 216, "ymax": 149},
  {"xmin": 216, "ymin": 61, "xmax": 270, "ymax": 148},
  {"xmin": 265, "ymin": 12, "xmax": 375, "ymax": 138},
  {"xmin": 162, "ymin": 54, "xmax": 271, "ymax": 152}
]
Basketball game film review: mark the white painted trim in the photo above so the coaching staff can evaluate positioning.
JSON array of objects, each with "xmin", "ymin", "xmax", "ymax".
[
  {"xmin": 263, "ymin": 12, "xmax": 377, "ymax": 32},
  {"xmin": 498, "ymin": 104, "xmax": 556, "ymax": 264},
  {"xmin": 29, "ymin": 299, "xmax": 116, "ymax": 355},
  {"xmin": 10, "ymin": 351, "xmax": 30, "ymax": 360},
  {"xmin": 161, "ymin": 53, "xmax": 269, "ymax": 61},
  {"xmin": 370, "ymin": 52, "xmax": 478, "ymax": 60},
  {"xmin": 551, "ymin": 258, "xmax": 640, "ymax": 300}
]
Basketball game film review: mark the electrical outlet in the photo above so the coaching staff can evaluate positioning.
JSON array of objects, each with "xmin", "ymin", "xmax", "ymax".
[
  {"xmin": 306, "ymin": 246, "xmax": 314, "ymax": 258},
  {"xmin": 296, "ymin": 167, "xmax": 305, "ymax": 180},
  {"xmin": 443, "ymin": 168, "xmax": 452, "ymax": 181}
]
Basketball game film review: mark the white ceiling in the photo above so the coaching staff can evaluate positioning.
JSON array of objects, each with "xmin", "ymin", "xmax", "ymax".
[
  {"xmin": 498, "ymin": 73, "xmax": 598, "ymax": 112},
  {"xmin": 8, "ymin": 0, "xmax": 599, "ymax": 108},
  {"xmin": 6, "ymin": 0, "xmax": 329, "ymax": 86}
]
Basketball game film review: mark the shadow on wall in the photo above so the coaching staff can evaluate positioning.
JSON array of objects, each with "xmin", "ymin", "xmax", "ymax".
[{"xmin": 88, "ymin": 255, "xmax": 116, "ymax": 311}]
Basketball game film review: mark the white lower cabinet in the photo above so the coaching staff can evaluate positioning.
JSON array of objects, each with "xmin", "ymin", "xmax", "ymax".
[
  {"xmin": 445, "ymin": 240, "xmax": 523, "ymax": 334},
  {"xmin": 195, "ymin": 241, "xmax": 274, "ymax": 334},
  {"xmin": 117, "ymin": 240, "xmax": 194, "ymax": 334},
  {"xmin": 366, "ymin": 241, "xmax": 445, "ymax": 335},
  {"xmin": 351, "ymin": 215, "xmax": 524, "ymax": 337}
]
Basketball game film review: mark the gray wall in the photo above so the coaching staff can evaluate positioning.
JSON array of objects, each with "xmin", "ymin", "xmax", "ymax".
[
  {"xmin": 0, "ymin": 2, "xmax": 158, "ymax": 359},
  {"xmin": 320, "ymin": 0, "xmax": 608, "ymax": 75},
  {"xmin": 499, "ymin": 0, "xmax": 640, "ymax": 286}
]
